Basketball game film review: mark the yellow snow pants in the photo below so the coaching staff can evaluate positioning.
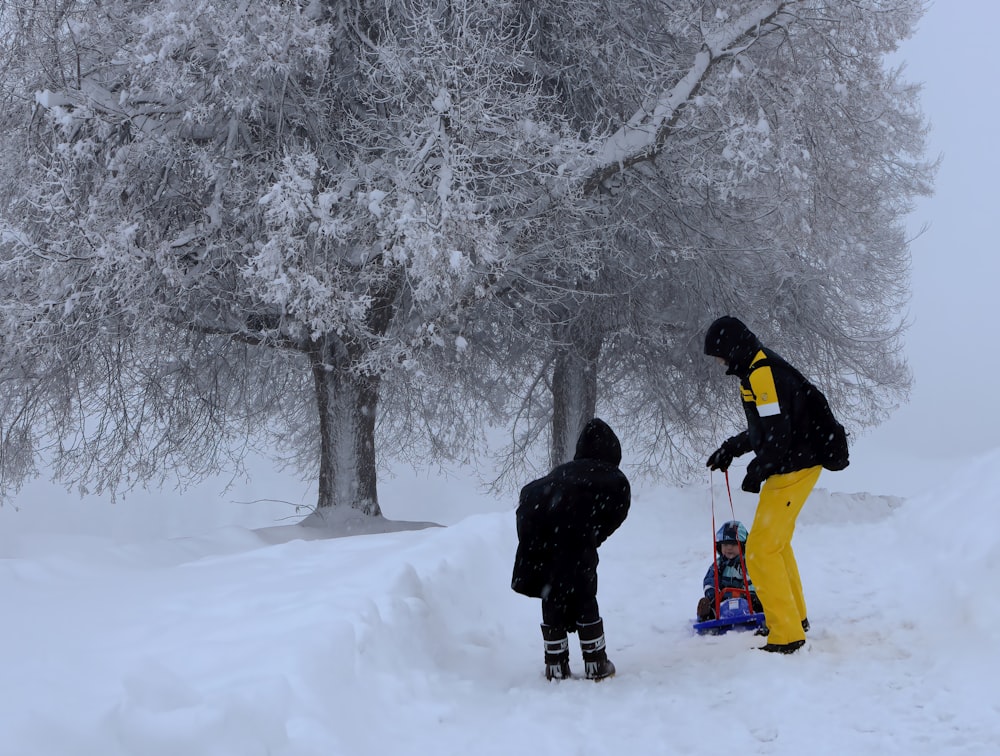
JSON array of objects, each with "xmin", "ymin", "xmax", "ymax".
[{"xmin": 745, "ymin": 465, "xmax": 822, "ymax": 646}]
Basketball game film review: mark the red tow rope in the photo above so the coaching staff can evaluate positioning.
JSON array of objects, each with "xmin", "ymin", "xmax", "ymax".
[
  {"xmin": 709, "ymin": 470, "xmax": 755, "ymax": 618},
  {"xmin": 709, "ymin": 474, "xmax": 721, "ymax": 618}
]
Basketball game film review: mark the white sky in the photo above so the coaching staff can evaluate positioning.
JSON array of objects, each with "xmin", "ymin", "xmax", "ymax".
[{"xmin": 833, "ymin": 0, "xmax": 1000, "ymax": 495}]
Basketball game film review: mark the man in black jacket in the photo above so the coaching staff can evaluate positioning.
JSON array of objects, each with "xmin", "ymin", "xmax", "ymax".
[
  {"xmin": 704, "ymin": 316, "xmax": 831, "ymax": 654},
  {"xmin": 511, "ymin": 418, "xmax": 631, "ymax": 681}
]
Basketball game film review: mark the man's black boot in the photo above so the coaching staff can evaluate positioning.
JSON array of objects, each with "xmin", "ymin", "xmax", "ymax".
[{"xmin": 758, "ymin": 639, "xmax": 806, "ymax": 654}]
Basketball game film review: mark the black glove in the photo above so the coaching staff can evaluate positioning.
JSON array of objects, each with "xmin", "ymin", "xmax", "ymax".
[
  {"xmin": 741, "ymin": 457, "xmax": 765, "ymax": 493},
  {"xmin": 707, "ymin": 441, "xmax": 736, "ymax": 472}
]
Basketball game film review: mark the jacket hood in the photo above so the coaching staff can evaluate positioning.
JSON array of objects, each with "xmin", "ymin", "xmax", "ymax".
[
  {"xmin": 704, "ymin": 316, "xmax": 761, "ymax": 375},
  {"xmin": 573, "ymin": 417, "xmax": 622, "ymax": 467}
]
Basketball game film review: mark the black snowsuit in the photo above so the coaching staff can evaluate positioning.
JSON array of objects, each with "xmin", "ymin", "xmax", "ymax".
[{"xmin": 510, "ymin": 418, "xmax": 631, "ymax": 633}]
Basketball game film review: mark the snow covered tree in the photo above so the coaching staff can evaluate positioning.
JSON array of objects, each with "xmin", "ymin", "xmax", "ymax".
[
  {"xmin": 0, "ymin": 0, "xmax": 935, "ymax": 512},
  {"xmin": 492, "ymin": 0, "xmax": 934, "ymax": 480},
  {"xmin": 0, "ymin": 0, "xmax": 595, "ymax": 513}
]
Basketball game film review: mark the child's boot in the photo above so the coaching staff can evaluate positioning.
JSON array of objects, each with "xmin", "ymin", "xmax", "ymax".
[
  {"xmin": 541, "ymin": 624, "xmax": 571, "ymax": 680},
  {"xmin": 578, "ymin": 618, "xmax": 615, "ymax": 681}
]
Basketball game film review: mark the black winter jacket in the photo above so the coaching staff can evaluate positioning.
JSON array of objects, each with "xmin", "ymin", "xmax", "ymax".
[
  {"xmin": 705, "ymin": 317, "xmax": 826, "ymax": 489},
  {"xmin": 510, "ymin": 418, "xmax": 631, "ymax": 600}
]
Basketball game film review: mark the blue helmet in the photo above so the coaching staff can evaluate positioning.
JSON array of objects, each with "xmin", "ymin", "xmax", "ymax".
[{"xmin": 715, "ymin": 520, "xmax": 748, "ymax": 553}]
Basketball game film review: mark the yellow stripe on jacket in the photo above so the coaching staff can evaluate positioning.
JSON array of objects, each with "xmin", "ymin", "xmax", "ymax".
[{"xmin": 747, "ymin": 350, "xmax": 781, "ymax": 418}]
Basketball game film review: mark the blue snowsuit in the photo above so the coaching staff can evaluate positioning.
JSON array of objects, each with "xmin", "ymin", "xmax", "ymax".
[{"xmin": 703, "ymin": 554, "xmax": 762, "ymax": 610}]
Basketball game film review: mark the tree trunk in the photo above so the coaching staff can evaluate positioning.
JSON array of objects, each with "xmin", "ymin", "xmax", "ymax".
[
  {"xmin": 309, "ymin": 270, "xmax": 399, "ymax": 517},
  {"xmin": 311, "ymin": 344, "xmax": 382, "ymax": 516},
  {"xmin": 549, "ymin": 327, "xmax": 603, "ymax": 467}
]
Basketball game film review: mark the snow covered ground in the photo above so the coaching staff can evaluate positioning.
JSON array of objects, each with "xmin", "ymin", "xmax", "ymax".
[{"xmin": 3, "ymin": 447, "xmax": 998, "ymax": 755}]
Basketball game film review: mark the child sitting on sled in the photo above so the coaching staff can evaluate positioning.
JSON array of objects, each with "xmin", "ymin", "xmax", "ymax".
[{"xmin": 696, "ymin": 520, "xmax": 764, "ymax": 621}]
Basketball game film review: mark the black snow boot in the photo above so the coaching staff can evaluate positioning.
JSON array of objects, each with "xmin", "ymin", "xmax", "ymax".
[
  {"xmin": 578, "ymin": 618, "xmax": 615, "ymax": 681},
  {"xmin": 758, "ymin": 639, "xmax": 806, "ymax": 654},
  {"xmin": 541, "ymin": 624, "xmax": 572, "ymax": 680}
]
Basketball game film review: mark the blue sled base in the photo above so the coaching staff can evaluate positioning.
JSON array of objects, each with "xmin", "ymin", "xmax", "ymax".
[
  {"xmin": 692, "ymin": 596, "xmax": 766, "ymax": 635},
  {"xmin": 692, "ymin": 612, "xmax": 766, "ymax": 635}
]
